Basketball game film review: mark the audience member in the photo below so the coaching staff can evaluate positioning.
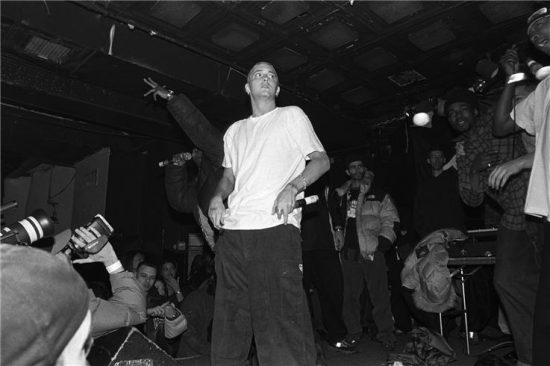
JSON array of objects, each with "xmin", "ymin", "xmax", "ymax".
[
  {"xmin": 176, "ymin": 276, "xmax": 216, "ymax": 358},
  {"xmin": 156, "ymin": 258, "xmax": 185, "ymax": 305},
  {"xmin": 414, "ymin": 148, "xmax": 466, "ymax": 237},
  {"xmin": 301, "ymin": 175, "xmax": 354, "ymax": 357},
  {"xmin": 121, "ymin": 249, "xmax": 146, "ymax": 272},
  {"xmin": 1, "ymin": 244, "xmax": 92, "ymax": 366},
  {"xmin": 208, "ymin": 61, "xmax": 330, "ymax": 365},
  {"xmin": 139, "ymin": 260, "xmax": 187, "ymax": 356},
  {"xmin": 333, "ymin": 156, "xmax": 400, "ymax": 350},
  {"xmin": 445, "ymin": 88, "xmax": 538, "ymax": 366}
]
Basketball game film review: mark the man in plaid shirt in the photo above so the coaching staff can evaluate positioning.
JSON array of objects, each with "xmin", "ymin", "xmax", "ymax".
[{"xmin": 445, "ymin": 88, "xmax": 538, "ymax": 366}]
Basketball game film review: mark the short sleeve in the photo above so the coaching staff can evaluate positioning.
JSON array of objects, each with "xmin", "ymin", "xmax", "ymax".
[
  {"xmin": 222, "ymin": 125, "xmax": 235, "ymax": 169},
  {"xmin": 284, "ymin": 107, "xmax": 325, "ymax": 158},
  {"xmin": 513, "ymin": 93, "xmax": 536, "ymax": 135}
]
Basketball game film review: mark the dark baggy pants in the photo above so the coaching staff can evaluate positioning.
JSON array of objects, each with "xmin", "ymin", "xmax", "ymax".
[
  {"xmin": 302, "ymin": 249, "xmax": 347, "ymax": 343},
  {"xmin": 341, "ymin": 249, "xmax": 395, "ymax": 342},
  {"xmin": 533, "ymin": 221, "xmax": 550, "ymax": 366},
  {"xmin": 494, "ymin": 227, "xmax": 539, "ymax": 364},
  {"xmin": 211, "ymin": 225, "xmax": 316, "ymax": 366}
]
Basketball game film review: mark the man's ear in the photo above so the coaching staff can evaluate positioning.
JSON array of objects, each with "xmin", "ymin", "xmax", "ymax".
[
  {"xmin": 345, "ymin": 169, "xmax": 351, "ymax": 177},
  {"xmin": 275, "ymin": 86, "xmax": 280, "ymax": 97},
  {"xmin": 245, "ymin": 83, "xmax": 250, "ymax": 95},
  {"xmin": 426, "ymin": 158, "xmax": 430, "ymax": 165},
  {"xmin": 473, "ymin": 108, "xmax": 479, "ymax": 117}
]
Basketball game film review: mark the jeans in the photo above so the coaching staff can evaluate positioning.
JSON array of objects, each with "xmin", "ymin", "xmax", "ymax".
[
  {"xmin": 494, "ymin": 227, "xmax": 539, "ymax": 364},
  {"xmin": 341, "ymin": 249, "xmax": 395, "ymax": 342},
  {"xmin": 212, "ymin": 225, "xmax": 316, "ymax": 366}
]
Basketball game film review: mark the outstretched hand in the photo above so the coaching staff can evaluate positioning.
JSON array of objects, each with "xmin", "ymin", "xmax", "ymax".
[{"xmin": 143, "ymin": 77, "xmax": 171, "ymax": 101}]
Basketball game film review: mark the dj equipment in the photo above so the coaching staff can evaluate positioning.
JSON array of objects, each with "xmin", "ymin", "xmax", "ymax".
[{"xmin": 444, "ymin": 228, "xmax": 498, "ymax": 355}]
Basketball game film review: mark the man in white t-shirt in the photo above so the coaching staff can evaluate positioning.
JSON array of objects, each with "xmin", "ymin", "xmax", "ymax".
[
  {"xmin": 208, "ymin": 61, "xmax": 330, "ymax": 366},
  {"xmin": 490, "ymin": 8, "xmax": 550, "ymax": 366}
]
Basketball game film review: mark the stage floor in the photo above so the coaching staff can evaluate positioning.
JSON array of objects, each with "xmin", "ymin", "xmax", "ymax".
[{"xmin": 176, "ymin": 326, "xmax": 514, "ymax": 365}]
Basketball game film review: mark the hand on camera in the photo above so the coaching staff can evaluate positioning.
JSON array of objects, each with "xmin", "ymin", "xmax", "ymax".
[{"xmin": 71, "ymin": 226, "xmax": 118, "ymax": 268}]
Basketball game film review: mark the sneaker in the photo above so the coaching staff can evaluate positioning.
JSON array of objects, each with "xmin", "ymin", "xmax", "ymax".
[
  {"xmin": 327, "ymin": 339, "xmax": 358, "ymax": 354},
  {"xmin": 344, "ymin": 332, "xmax": 362, "ymax": 347}
]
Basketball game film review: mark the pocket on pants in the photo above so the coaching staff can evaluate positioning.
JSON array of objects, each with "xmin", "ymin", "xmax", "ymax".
[{"xmin": 279, "ymin": 260, "xmax": 304, "ymax": 319}]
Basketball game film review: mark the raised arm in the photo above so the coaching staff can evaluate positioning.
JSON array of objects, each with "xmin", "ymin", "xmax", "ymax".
[
  {"xmin": 143, "ymin": 77, "xmax": 224, "ymax": 165},
  {"xmin": 494, "ymin": 47, "xmax": 520, "ymax": 136}
]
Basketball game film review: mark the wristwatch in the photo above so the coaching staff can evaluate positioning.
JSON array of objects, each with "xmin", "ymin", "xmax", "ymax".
[{"xmin": 166, "ymin": 89, "xmax": 175, "ymax": 101}]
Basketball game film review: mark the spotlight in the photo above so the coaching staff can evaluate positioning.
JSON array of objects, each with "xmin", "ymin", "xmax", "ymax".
[{"xmin": 413, "ymin": 112, "xmax": 433, "ymax": 127}]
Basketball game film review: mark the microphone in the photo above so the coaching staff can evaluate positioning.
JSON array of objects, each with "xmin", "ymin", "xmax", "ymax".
[
  {"xmin": 294, "ymin": 195, "xmax": 319, "ymax": 209},
  {"xmin": 158, "ymin": 152, "xmax": 192, "ymax": 167}
]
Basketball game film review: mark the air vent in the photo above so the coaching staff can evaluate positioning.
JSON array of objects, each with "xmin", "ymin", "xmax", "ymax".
[{"xmin": 23, "ymin": 36, "xmax": 71, "ymax": 64}]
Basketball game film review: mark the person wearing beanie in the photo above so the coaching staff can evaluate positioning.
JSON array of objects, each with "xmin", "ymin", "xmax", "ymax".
[
  {"xmin": 1, "ymin": 245, "xmax": 91, "ymax": 366},
  {"xmin": 332, "ymin": 156, "xmax": 400, "ymax": 351},
  {"xmin": 491, "ymin": 7, "xmax": 550, "ymax": 366},
  {"xmin": 445, "ymin": 86, "xmax": 538, "ymax": 366}
]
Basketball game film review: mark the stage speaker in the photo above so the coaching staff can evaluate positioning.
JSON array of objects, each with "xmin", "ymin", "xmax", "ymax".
[{"xmin": 87, "ymin": 327, "xmax": 179, "ymax": 366}]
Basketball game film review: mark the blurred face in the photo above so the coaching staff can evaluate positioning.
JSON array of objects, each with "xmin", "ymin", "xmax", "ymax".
[
  {"xmin": 346, "ymin": 160, "xmax": 366, "ymax": 181},
  {"xmin": 245, "ymin": 62, "xmax": 280, "ymax": 99},
  {"xmin": 161, "ymin": 262, "xmax": 176, "ymax": 280},
  {"xmin": 447, "ymin": 102, "xmax": 477, "ymax": 133},
  {"xmin": 427, "ymin": 150, "xmax": 445, "ymax": 170},
  {"xmin": 528, "ymin": 16, "xmax": 550, "ymax": 55},
  {"xmin": 57, "ymin": 311, "xmax": 92, "ymax": 366},
  {"xmin": 132, "ymin": 253, "xmax": 144, "ymax": 272},
  {"xmin": 135, "ymin": 264, "xmax": 157, "ymax": 291}
]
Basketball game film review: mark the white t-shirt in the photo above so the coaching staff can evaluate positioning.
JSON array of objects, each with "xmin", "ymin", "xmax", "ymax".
[
  {"xmin": 513, "ymin": 76, "xmax": 550, "ymax": 222},
  {"xmin": 221, "ymin": 106, "xmax": 325, "ymax": 230}
]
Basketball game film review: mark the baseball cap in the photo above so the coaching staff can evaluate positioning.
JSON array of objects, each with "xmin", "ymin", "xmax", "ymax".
[{"xmin": 1, "ymin": 245, "xmax": 90, "ymax": 366}]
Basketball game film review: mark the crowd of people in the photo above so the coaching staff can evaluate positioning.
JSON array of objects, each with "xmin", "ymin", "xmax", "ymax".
[{"xmin": 1, "ymin": 6, "xmax": 549, "ymax": 366}]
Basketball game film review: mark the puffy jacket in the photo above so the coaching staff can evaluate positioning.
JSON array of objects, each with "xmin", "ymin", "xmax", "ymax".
[
  {"xmin": 401, "ymin": 228, "xmax": 467, "ymax": 313},
  {"xmin": 355, "ymin": 188, "xmax": 400, "ymax": 254},
  {"xmin": 334, "ymin": 176, "xmax": 400, "ymax": 255}
]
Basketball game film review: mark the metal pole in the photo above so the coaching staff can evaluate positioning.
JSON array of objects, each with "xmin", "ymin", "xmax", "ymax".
[{"xmin": 460, "ymin": 267, "xmax": 471, "ymax": 355}]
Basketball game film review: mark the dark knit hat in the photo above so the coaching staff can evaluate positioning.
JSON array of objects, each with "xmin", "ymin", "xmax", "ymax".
[
  {"xmin": 344, "ymin": 153, "xmax": 367, "ymax": 168},
  {"xmin": 444, "ymin": 88, "xmax": 479, "ymax": 114},
  {"xmin": 1, "ymin": 245, "xmax": 90, "ymax": 366}
]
